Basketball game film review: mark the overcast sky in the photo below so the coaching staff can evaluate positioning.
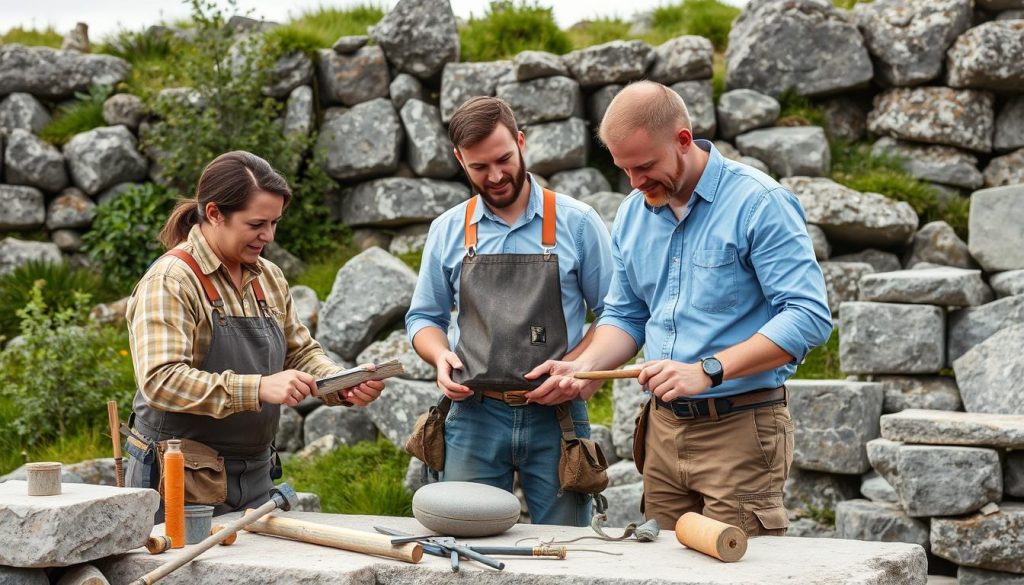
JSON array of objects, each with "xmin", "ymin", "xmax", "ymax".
[{"xmin": 1, "ymin": 0, "xmax": 746, "ymax": 41}]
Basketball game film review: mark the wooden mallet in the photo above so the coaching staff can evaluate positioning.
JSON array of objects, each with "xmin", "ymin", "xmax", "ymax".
[
  {"xmin": 106, "ymin": 400, "xmax": 124, "ymax": 487},
  {"xmin": 244, "ymin": 513, "xmax": 422, "ymax": 563}
]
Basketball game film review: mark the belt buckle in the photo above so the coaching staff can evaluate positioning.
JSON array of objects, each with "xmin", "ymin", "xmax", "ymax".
[
  {"xmin": 671, "ymin": 400, "xmax": 697, "ymax": 419},
  {"xmin": 503, "ymin": 392, "xmax": 529, "ymax": 407}
]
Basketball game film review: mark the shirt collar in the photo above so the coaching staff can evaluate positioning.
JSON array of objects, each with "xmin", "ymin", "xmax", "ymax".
[
  {"xmin": 642, "ymin": 139, "xmax": 722, "ymax": 216},
  {"xmin": 185, "ymin": 224, "xmax": 263, "ymax": 276},
  {"xmin": 469, "ymin": 173, "xmax": 543, "ymax": 227}
]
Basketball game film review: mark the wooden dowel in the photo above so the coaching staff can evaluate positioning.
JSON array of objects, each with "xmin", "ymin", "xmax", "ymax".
[
  {"xmin": 573, "ymin": 369, "xmax": 641, "ymax": 380},
  {"xmin": 675, "ymin": 512, "xmax": 747, "ymax": 562},
  {"xmin": 106, "ymin": 401, "xmax": 123, "ymax": 487},
  {"xmin": 244, "ymin": 512, "xmax": 422, "ymax": 564}
]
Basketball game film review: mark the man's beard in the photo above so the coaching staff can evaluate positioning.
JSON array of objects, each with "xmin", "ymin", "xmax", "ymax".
[
  {"xmin": 472, "ymin": 151, "xmax": 528, "ymax": 210},
  {"xmin": 639, "ymin": 151, "xmax": 686, "ymax": 207}
]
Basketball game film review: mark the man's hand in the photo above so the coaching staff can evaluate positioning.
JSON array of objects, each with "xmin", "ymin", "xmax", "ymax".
[
  {"xmin": 637, "ymin": 360, "xmax": 711, "ymax": 401},
  {"xmin": 523, "ymin": 360, "xmax": 603, "ymax": 405},
  {"xmin": 341, "ymin": 363, "xmax": 386, "ymax": 406},
  {"xmin": 259, "ymin": 369, "xmax": 316, "ymax": 407},
  {"xmin": 435, "ymin": 351, "xmax": 473, "ymax": 400}
]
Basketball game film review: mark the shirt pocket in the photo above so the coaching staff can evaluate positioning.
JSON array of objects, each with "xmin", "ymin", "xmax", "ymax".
[{"xmin": 690, "ymin": 248, "xmax": 738, "ymax": 313}]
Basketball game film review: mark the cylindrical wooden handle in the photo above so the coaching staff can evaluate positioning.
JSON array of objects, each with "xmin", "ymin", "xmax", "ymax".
[
  {"xmin": 107, "ymin": 401, "xmax": 122, "ymax": 459},
  {"xmin": 243, "ymin": 512, "xmax": 422, "ymax": 564},
  {"xmin": 573, "ymin": 369, "xmax": 641, "ymax": 380},
  {"xmin": 675, "ymin": 512, "xmax": 747, "ymax": 562}
]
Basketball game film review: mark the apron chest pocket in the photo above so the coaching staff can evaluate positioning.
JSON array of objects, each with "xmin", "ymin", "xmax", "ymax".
[
  {"xmin": 158, "ymin": 438, "xmax": 228, "ymax": 506},
  {"xmin": 691, "ymin": 249, "xmax": 738, "ymax": 313}
]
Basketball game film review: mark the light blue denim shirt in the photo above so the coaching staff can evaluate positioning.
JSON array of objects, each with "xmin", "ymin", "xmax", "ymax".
[
  {"xmin": 406, "ymin": 174, "xmax": 613, "ymax": 354},
  {"xmin": 597, "ymin": 140, "xmax": 832, "ymax": 398}
]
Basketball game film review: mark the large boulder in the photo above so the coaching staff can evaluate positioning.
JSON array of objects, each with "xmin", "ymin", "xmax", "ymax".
[
  {"xmin": 820, "ymin": 261, "xmax": 876, "ymax": 316},
  {"xmin": 0, "ymin": 44, "xmax": 130, "ymax": 99},
  {"xmin": 736, "ymin": 127, "xmax": 829, "ymax": 177},
  {"xmin": 858, "ymin": 267, "xmax": 992, "ymax": 307},
  {"xmin": 46, "ymin": 187, "xmax": 96, "ymax": 230},
  {"xmin": 903, "ymin": 220, "xmax": 975, "ymax": 269},
  {"xmin": 836, "ymin": 499, "xmax": 929, "ymax": 549},
  {"xmin": 867, "ymin": 87, "xmax": 994, "ymax": 152},
  {"xmin": 63, "ymin": 125, "xmax": 148, "ymax": 196},
  {"xmin": 562, "ymin": 40, "xmax": 654, "ymax": 88},
  {"xmin": 726, "ymin": 0, "xmax": 873, "ymax": 97},
  {"xmin": 787, "ymin": 380, "xmax": 884, "ymax": 474},
  {"xmin": 670, "ymin": 80, "xmax": 716, "ymax": 138},
  {"xmin": 399, "ymin": 99, "xmax": 459, "ymax": 179},
  {"xmin": 995, "ymin": 96, "xmax": 1024, "ymax": 152},
  {"xmin": 782, "ymin": 177, "xmax": 919, "ymax": 246},
  {"xmin": 0, "ymin": 92, "xmax": 51, "ymax": 134},
  {"xmin": 895, "ymin": 444, "xmax": 1001, "ymax": 517},
  {"xmin": 717, "ymin": 89, "xmax": 780, "ymax": 140},
  {"xmin": 317, "ymin": 247, "xmax": 418, "ymax": 360},
  {"xmin": 953, "ymin": 323, "xmax": 1024, "ymax": 415},
  {"xmin": 264, "ymin": 50, "xmax": 314, "ymax": 99},
  {"xmin": 648, "ymin": 35, "xmax": 713, "ymax": 84},
  {"xmin": 0, "ymin": 186, "xmax": 46, "ymax": 231},
  {"xmin": 931, "ymin": 502, "xmax": 1024, "ymax": 574},
  {"xmin": 316, "ymin": 98, "xmax": 403, "ymax": 181},
  {"xmin": 356, "ymin": 329, "xmax": 434, "ymax": 381},
  {"xmin": 370, "ymin": 0, "xmax": 460, "ymax": 80},
  {"xmin": 0, "ymin": 238, "xmax": 61, "ymax": 276},
  {"xmin": 3, "ymin": 129, "xmax": 68, "ymax": 193},
  {"xmin": 302, "ymin": 404, "xmax": 378, "ymax": 447},
  {"xmin": 336, "ymin": 177, "xmax": 468, "ymax": 227},
  {"xmin": 439, "ymin": 61, "xmax": 513, "ymax": 123},
  {"xmin": 852, "ymin": 0, "xmax": 972, "ymax": 86},
  {"xmin": 968, "ymin": 185, "xmax": 1024, "ymax": 271},
  {"xmin": 947, "ymin": 295, "xmax": 1024, "ymax": 365},
  {"xmin": 523, "ymin": 118, "xmax": 589, "ymax": 177},
  {"xmin": 947, "ymin": 20, "xmax": 1024, "ymax": 91},
  {"xmin": 983, "ymin": 148, "xmax": 1024, "ymax": 188},
  {"xmin": 876, "ymin": 376, "xmax": 962, "ymax": 414},
  {"xmin": 880, "ymin": 409, "xmax": 1024, "ymax": 449},
  {"xmin": 548, "ymin": 168, "xmax": 611, "ymax": 197},
  {"xmin": 496, "ymin": 76, "xmax": 581, "ymax": 126},
  {"xmin": 871, "ymin": 137, "xmax": 983, "ymax": 189},
  {"xmin": 839, "ymin": 302, "xmax": 945, "ymax": 374},
  {"xmin": 363, "ymin": 377, "xmax": 437, "ymax": 446},
  {"xmin": 513, "ymin": 50, "xmax": 569, "ymax": 82},
  {"xmin": 316, "ymin": 46, "xmax": 390, "ymax": 107}
]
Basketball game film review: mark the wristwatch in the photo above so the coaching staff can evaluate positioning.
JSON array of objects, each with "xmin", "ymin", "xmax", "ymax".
[{"xmin": 700, "ymin": 356, "xmax": 724, "ymax": 388}]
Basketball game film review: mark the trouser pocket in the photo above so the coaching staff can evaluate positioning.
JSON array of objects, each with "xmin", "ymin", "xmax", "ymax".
[
  {"xmin": 738, "ymin": 492, "xmax": 789, "ymax": 537},
  {"xmin": 124, "ymin": 434, "xmax": 157, "ymax": 489}
]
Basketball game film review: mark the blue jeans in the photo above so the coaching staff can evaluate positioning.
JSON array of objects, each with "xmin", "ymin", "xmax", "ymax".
[{"xmin": 442, "ymin": 396, "xmax": 593, "ymax": 526}]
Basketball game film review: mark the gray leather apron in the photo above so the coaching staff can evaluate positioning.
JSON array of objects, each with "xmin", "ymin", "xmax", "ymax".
[
  {"xmin": 127, "ymin": 249, "xmax": 286, "ymax": 518},
  {"xmin": 452, "ymin": 188, "xmax": 569, "ymax": 390}
]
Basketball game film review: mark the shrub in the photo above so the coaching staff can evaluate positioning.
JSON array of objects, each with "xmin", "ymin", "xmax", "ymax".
[
  {"xmin": 0, "ymin": 283, "xmax": 136, "ymax": 447},
  {"xmin": 282, "ymin": 438, "xmax": 413, "ymax": 516},
  {"xmin": 38, "ymin": 85, "xmax": 112, "ymax": 146},
  {"xmin": 275, "ymin": 5, "xmax": 385, "ymax": 51},
  {"xmin": 648, "ymin": 0, "xmax": 741, "ymax": 51},
  {"xmin": 83, "ymin": 182, "xmax": 180, "ymax": 295},
  {"xmin": 460, "ymin": 1, "xmax": 573, "ymax": 62},
  {"xmin": 0, "ymin": 26, "xmax": 62, "ymax": 47},
  {"xmin": 97, "ymin": 28, "xmax": 192, "ymax": 95},
  {"xmin": 0, "ymin": 259, "xmax": 114, "ymax": 341}
]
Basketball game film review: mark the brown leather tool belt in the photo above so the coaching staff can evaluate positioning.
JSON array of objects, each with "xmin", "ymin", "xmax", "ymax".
[
  {"xmin": 480, "ymin": 389, "xmax": 531, "ymax": 407},
  {"xmin": 654, "ymin": 386, "xmax": 787, "ymax": 420}
]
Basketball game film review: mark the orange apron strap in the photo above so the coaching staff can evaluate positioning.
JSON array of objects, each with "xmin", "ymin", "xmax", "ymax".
[
  {"xmin": 464, "ymin": 195, "xmax": 479, "ymax": 251},
  {"xmin": 164, "ymin": 249, "xmax": 223, "ymax": 307},
  {"xmin": 250, "ymin": 275, "xmax": 267, "ymax": 305},
  {"xmin": 541, "ymin": 188, "xmax": 557, "ymax": 249}
]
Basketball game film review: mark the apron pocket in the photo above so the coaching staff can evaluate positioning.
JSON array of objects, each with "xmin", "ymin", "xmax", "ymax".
[
  {"xmin": 558, "ymin": 437, "xmax": 609, "ymax": 495},
  {"xmin": 404, "ymin": 397, "xmax": 450, "ymax": 472},
  {"xmin": 158, "ymin": 438, "xmax": 227, "ymax": 506}
]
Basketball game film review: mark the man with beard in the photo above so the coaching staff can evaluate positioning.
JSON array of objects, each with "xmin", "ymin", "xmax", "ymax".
[
  {"xmin": 405, "ymin": 96, "xmax": 613, "ymax": 526},
  {"xmin": 524, "ymin": 81, "xmax": 832, "ymax": 535}
]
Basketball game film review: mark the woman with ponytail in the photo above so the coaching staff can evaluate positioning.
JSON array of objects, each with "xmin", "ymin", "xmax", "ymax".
[{"xmin": 124, "ymin": 151, "xmax": 386, "ymax": 518}]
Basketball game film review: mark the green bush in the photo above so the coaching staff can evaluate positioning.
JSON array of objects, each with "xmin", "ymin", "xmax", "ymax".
[
  {"xmin": 648, "ymin": 0, "xmax": 741, "ymax": 51},
  {"xmin": 0, "ymin": 283, "xmax": 136, "ymax": 447},
  {"xmin": 97, "ymin": 28, "xmax": 192, "ymax": 95},
  {"xmin": 460, "ymin": 1, "xmax": 573, "ymax": 62},
  {"xmin": 83, "ymin": 182, "xmax": 180, "ymax": 295},
  {"xmin": 0, "ymin": 259, "xmax": 115, "ymax": 341},
  {"xmin": 275, "ymin": 5, "xmax": 385, "ymax": 51},
  {"xmin": 39, "ymin": 85, "xmax": 112, "ymax": 146},
  {"xmin": 282, "ymin": 438, "xmax": 413, "ymax": 515},
  {"xmin": 793, "ymin": 328, "xmax": 842, "ymax": 379},
  {"xmin": 0, "ymin": 26, "xmax": 62, "ymax": 47}
]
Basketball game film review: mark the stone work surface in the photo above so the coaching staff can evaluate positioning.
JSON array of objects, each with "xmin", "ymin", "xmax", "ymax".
[
  {"xmin": 0, "ymin": 481, "xmax": 158, "ymax": 568},
  {"xmin": 931, "ymin": 503, "xmax": 1024, "ymax": 574},
  {"xmin": 880, "ymin": 409, "xmax": 1024, "ymax": 449},
  {"xmin": 98, "ymin": 511, "xmax": 928, "ymax": 584},
  {"xmin": 788, "ymin": 380, "xmax": 884, "ymax": 474}
]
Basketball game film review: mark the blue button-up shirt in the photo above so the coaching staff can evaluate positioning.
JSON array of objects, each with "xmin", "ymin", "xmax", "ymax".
[
  {"xmin": 406, "ymin": 174, "xmax": 613, "ymax": 353},
  {"xmin": 598, "ymin": 140, "xmax": 832, "ymax": 398}
]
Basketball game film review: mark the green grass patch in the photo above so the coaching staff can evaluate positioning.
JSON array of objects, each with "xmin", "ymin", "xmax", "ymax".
[
  {"xmin": 0, "ymin": 259, "xmax": 117, "ymax": 341},
  {"xmin": 460, "ymin": 1, "xmax": 573, "ymax": 62},
  {"xmin": 804, "ymin": 504, "xmax": 836, "ymax": 526},
  {"xmin": 793, "ymin": 328, "xmax": 842, "ymax": 380},
  {"xmin": 97, "ymin": 28, "xmax": 192, "ymax": 95},
  {"xmin": 39, "ymin": 85, "xmax": 111, "ymax": 146},
  {"xmin": 0, "ymin": 26, "xmax": 62, "ymax": 47},
  {"xmin": 281, "ymin": 438, "xmax": 413, "ymax": 516},
  {"xmin": 832, "ymin": 0, "xmax": 874, "ymax": 9},
  {"xmin": 711, "ymin": 52, "xmax": 727, "ymax": 102},
  {"xmin": 397, "ymin": 249, "xmax": 424, "ymax": 273},
  {"xmin": 647, "ymin": 0, "xmax": 741, "ymax": 51},
  {"xmin": 587, "ymin": 381, "xmax": 614, "ymax": 427},
  {"xmin": 294, "ymin": 238, "xmax": 362, "ymax": 301},
  {"xmin": 276, "ymin": 4, "xmax": 385, "ymax": 51},
  {"xmin": 567, "ymin": 18, "xmax": 635, "ymax": 50},
  {"xmin": 776, "ymin": 90, "xmax": 826, "ymax": 128},
  {"xmin": 265, "ymin": 26, "xmax": 326, "ymax": 57}
]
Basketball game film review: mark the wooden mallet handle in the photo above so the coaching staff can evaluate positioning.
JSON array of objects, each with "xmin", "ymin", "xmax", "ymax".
[
  {"xmin": 244, "ymin": 512, "xmax": 422, "ymax": 564},
  {"xmin": 106, "ymin": 400, "xmax": 123, "ymax": 487},
  {"xmin": 573, "ymin": 369, "xmax": 641, "ymax": 380}
]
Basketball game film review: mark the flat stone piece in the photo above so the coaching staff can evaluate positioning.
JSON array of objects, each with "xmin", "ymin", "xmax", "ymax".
[
  {"xmin": 895, "ymin": 445, "xmax": 1002, "ymax": 517},
  {"xmin": 861, "ymin": 471, "xmax": 899, "ymax": 504},
  {"xmin": 947, "ymin": 295, "xmax": 1024, "ymax": 365},
  {"xmin": 717, "ymin": 89, "xmax": 780, "ymax": 140},
  {"xmin": 832, "ymin": 249, "xmax": 902, "ymax": 273},
  {"xmin": 959, "ymin": 567, "xmax": 1024, "ymax": 585},
  {"xmin": 880, "ymin": 409, "xmax": 1024, "ymax": 448},
  {"xmin": 522, "ymin": 118, "xmax": 589, "ymax": 177},
  {"xmin": 858, "ymin": 267, "xmax": 992, "ymax": 307},
  {"xmin": 871, "ymin": 137, "xmax": 982, "ymax": 189},
  {"xmin": 839, "ymin": 302, "xmax": 945, "ymax": 374},
  {"xmin": 953, "ymin": 324, "xmax": 1024, "ymax": 415},
  {"xmin": 736, "ymin": 126, "xmax": 830, "ymax": 177},
  {"xmin": 904, "ymin": 220, "xmax": 976, "ymax": 269},
  {"xmin": 97, "ymin": 511, "xmax": 928, "ymax": 584},
  {"xmin": 513, "ymin": 50, "xmax": 568, "ymax": 81},
  {"xmin": 990, "ymin": 270, "xmax": 1024, "ymax": 298},
  {"xmin": 788, "ymin": 380, "xmax": 884, "ymax": 474},
  {"xmin": 875, "ymin": 375, "xmax": 962, "ymax": 414},
  {"xmin": 969, "ymin": 185, "xmax": 1024, "ymax": 272},
  {"xmin": 836, "ymin": 499, "xmax": 929, "ymax": 549},
  {"xmin": 947, "ymin": 20, "xmax": 1024, "ymax": 91},
  {"xmin": 496, "ymin": 76, "xmax": 580, "ymax": 126},
  {"xmin": 782, "ymin": 177, "xmax": 918, "ymax": 247},
  {"xmin": 336, "ymin": 177, "xmax": 468, "ymax": 227},
  {"xmin": 931, "ymin": 502, "xmax": 1024, "ymax": 574},
  {"xmin": 868, "ymin": 87, "xmax": 994, "ymax": 153},
  {"xmin": 0, "ymin": 480, "xmax": 158, "ymax": 568},
  {"xmin": 563, "ymin": 40, "xmax": 653, "ymax": 88}
]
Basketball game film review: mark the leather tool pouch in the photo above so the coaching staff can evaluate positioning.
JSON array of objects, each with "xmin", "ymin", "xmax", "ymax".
[
  {"xmin": 404, "ymin": 396, "xmax": 451, "ymax": 472},
  {"xmin": 156, "ymin": 438, "xmax": 227, "ymax": 505},
  {"xmin": 556, "ymin": 404, "xmax": 609, "ymax": 495},
  {"xmin": 632, "ymin": 400, "xmax": 652, "ymax": 474}
]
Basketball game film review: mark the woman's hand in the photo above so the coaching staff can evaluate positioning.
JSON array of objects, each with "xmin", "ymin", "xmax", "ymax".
[{"xmin": 259, "ymin": 370, "xmax": 316, "ymax": 407}]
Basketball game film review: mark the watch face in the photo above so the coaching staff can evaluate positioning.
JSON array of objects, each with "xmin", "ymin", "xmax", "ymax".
[{"xmin": 703, "ymin": 358, "xmax": 723, "ymax": 376}]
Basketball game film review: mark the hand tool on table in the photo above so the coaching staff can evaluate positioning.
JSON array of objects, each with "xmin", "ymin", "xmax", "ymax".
[
  {"xmin": 573, "ymin": 368, "xmax": 641, "ymax": 380},
  {"xmin": 106, "ymin": 401, "xmax": 124, "ymax": 487},
  {"xmin": 128, "ymin": 483, "xmax": 299, "ymax": 585},
  {"xmin": 374, "ymin": 526, "xmax": 568, "ymax": 572},
  {"xmin": 243, "ymin": 514, "xmax": 422, "ymax": 563}
]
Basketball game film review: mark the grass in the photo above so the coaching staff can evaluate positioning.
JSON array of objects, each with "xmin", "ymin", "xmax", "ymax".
[
  {"xmin": 281, "ymin": 438, "xmax": 413, "ymax": 516},
  {"xmin": 588, "ymin": 381, "xmax": 614, "ymax": 426},
  {"xmin": 776, "ymin": 90, "xmax": 827, "ymax": 128},
  {"xmin": 397, "ymin": 249, "xmax": 424, "ymax": 273},
  {"xmin": 567, "ymin": 17, "xmax": 635, "ymax": 50},
  {"xmin": 647, "ymin": 0, "xmax": 741, "ymax": 51},
  {"xmin": 460, "ymin": 1, "xmax": 573, "ymax": 62},
  {"xmin": 293, "ymin": 239, "xmax": 362, "ymax": 301},
  {"xmin": 803, "ymin": 504, "xmax": 836, "ymax": 526},
  {"xmin": 38, "ymin": 86, "xmax": 111, "ymax": 146},
  {"xmin": 831, "ymin": 0, "xmax": 874, "ymax": 9},
  {"xmin": 274, "ymin": 5, "xmax": 385, "ymax": 52},
  {"xmin": 96, "ymin": 28, "xmax": 192, "ymax": 96},
  {"xmin": 0, "ymin": 26, "xmax": 62, "ymax": 47},
  {"xmin": 793, "ymin": 328, "xmax": 842, "ymax": 380}
]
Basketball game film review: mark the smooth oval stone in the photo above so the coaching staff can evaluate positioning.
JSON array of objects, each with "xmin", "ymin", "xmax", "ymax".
[{"xmin": 412, "ymin": 481, "xmax": 520, "ymax": 537}]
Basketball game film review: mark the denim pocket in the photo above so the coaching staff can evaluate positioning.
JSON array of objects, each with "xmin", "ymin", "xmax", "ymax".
[{"xmin": 691, "ymin": 248, "xmax": 738, "ymax": 313}]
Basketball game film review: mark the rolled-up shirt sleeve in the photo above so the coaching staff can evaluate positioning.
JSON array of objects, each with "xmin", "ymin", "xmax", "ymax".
[
  {"xmin": 747, "ymin": 188, "xmax": 833, "ymax": 362},
  {"xmin": 405, "ymin": 221, "xmax": 455, "ymax": 345},
  {"xmin": 596, "ymin": 216, "xmax": 649, "ymax": 352}
]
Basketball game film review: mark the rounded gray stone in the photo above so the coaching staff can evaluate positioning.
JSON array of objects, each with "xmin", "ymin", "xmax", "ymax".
[{"xmin": 412, "ymin": 481, "xmax": 520, "ymax": 537}]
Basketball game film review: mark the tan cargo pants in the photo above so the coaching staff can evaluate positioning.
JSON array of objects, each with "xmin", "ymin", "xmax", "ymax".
[{"xmin": 637, "ymin": 399, "xmax": 795, "ymax": 537}]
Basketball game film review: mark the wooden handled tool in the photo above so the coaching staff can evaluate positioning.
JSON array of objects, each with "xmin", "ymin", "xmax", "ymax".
[
  {"xmin": 244, "ymin": 513, "xmax": 422, "ymax": 564},
  {"xmin": 106, "ymin": 401, "xmax": 124, "ymax": 487},
  {"xmin": 675, "ymin": 512, "xmax": 747, "ymax": 562},
  {"xmin": 573, "ymin": 369, "xmax": 641, "ymax": 380}
]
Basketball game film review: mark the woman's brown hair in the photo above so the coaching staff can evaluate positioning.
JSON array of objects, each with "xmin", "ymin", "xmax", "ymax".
[{"xmin": 158, "ymin": 151, "xmax": 293, "ymax": 249}]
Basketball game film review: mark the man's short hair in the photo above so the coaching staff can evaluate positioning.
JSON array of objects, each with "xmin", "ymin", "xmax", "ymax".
[
  {"xmin": 448, "ymin": 96, "xmax": 519, "ymax": 150},
  {"xmin": 599, "ymin": 81, "xmax": 691, "ymax": 146}
]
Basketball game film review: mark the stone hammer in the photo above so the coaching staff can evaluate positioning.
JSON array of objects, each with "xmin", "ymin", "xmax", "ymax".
[{"xmin": 129, "ymin": 483, "xmax": 299, "ymax": 585}]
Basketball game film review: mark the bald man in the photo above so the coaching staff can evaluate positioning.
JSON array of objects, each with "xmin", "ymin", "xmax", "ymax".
[{"xmin": 525, "ymin": 81, "xmax": 832, "ymax": 536}]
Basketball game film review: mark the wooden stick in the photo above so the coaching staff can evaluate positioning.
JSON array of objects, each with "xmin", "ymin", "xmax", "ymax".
[
  {"xmin": 675, "ymin": 512, "xmax": 747, "ymax": 562},
  {"xmin": 244, "ymin": 512, "xmax": 422, "ymax": 564},
  {"xmin": 573, "ymin": 369, "xmax": 641, "ymax": 380},
  {"xmin": 106, "ymin": 401, "xmax": 123, "ymax": 487}
]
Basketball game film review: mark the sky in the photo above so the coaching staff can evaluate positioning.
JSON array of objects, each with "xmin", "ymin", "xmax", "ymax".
[{"xmin": 0, "ymin": 0, "xmax": 746, "ymax": 41}]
